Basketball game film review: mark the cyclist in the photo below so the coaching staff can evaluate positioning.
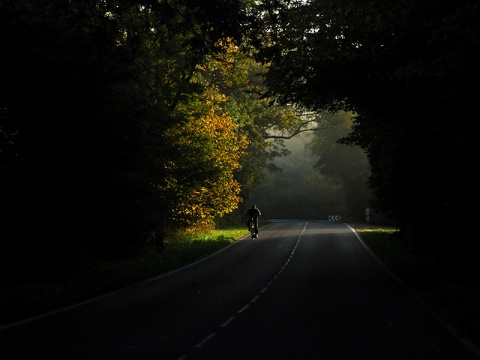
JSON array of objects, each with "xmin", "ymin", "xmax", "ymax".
[{"xmin": 245, "ymin": 204, "xmax": 261, "ymax": 236}]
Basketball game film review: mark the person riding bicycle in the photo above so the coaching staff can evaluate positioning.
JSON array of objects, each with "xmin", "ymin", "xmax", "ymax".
[{"xmin": 245, "ymin": 204, "xmax": 261, "ymax": 236}]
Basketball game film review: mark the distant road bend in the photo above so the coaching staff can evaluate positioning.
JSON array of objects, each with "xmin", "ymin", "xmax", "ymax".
[{"xmin": 1, "ymin": 220, "xmax": 479, "ymax": 359}]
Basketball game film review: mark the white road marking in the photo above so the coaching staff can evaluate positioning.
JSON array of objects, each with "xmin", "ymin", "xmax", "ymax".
[
  {"xmin": 189, "ymin": 222, "xmax": 308, "ymax": 356},
  {"xmin": 195, "ymin": 332, "xmax": 216, "ymax": 348}
]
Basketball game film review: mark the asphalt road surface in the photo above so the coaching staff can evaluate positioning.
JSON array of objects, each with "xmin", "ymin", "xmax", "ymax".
[{"xmin": 1, "ymin": 220, "xmax": 478, "ymax": 360}]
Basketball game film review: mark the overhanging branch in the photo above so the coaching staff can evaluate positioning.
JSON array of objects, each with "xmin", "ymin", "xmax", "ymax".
[{"xmin": 264, "ymin": 120, "xmax": 329, "ymax": 139}]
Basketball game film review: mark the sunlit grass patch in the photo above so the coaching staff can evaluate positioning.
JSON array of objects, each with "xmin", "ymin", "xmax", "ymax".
[
  {"xmin": 355, "ymin": 226, "xmax": 420, "ymax": 278},
  {"xmin": 353, "ymin": 225, "xmax": 480, "ymax": 343}
]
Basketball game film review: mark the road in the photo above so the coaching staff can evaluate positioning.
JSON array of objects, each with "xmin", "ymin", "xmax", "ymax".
[{"xmin": 1, "ymin": 220, "xmax": 478, "ymax": 359}]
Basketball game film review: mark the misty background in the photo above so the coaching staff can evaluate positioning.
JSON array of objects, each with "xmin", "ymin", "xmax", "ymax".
[
  {"xmin": 247, "ymin": 112, "xmax": 379, "ymax": 223},
  {"xmin": 250, "ymin": 133, "xmax": 328, "ymax": 220}
]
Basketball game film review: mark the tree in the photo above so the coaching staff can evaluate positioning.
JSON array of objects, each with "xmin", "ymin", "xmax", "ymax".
[
  {"xmin": 254, "ymin": 0, "xmax": 480, "ymax": 266},
  {"xmin": 251, "ymin": 132, "xmax": 337, "ymax": 220},
  {"xmin": 307, "ymin": 111, "xmax": 373, "ymax": 222},
  {"xmin": 196, "ymin": 39, "xmax": 310, "ymax": 225},
  {"xmin": 160, "ymin": 80, "xmax": 248, "ymax": 230},
  {"xmin": 0, "ymin": 0, "xmax": 260, "ymax": 276},
  {"xmin": 0, "ymin": 0, "xmax": 156, "ymax": 273}
]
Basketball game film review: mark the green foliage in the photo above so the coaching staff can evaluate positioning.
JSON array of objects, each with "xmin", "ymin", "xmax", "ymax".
[
  {"xmin": 211, "ymin": 45, "xmax": 301, "ymax": 202},
  {"xmin": 0, "ymin": 1, "xmax": 266, "ymax": 275},
  {"xmin": 308, "ymin": 111, "xmax": 373, "ymax": 221},
  {"xmin": 6, "ymin": 0, "xmax": 476, "ymax": 288},
  {"xmin": 160, "ymin": 82, "xmax": 247, "ymax": 229},
  {"xmin": 256, "ymin": 0, "xmax": 480, "ymax": 263},
  {"xmin": 250, "ymin": 114, "xmax": 373, "ymax": 222}
]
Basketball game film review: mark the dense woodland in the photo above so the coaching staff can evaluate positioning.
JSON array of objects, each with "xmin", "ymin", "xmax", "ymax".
[
  {"xmin": 257, "ymin": 0, "xmax": 479, "ymax": 271},
  {"xmin": 1, "ymin": 0, "xmax": 478, "ymax": 279}
]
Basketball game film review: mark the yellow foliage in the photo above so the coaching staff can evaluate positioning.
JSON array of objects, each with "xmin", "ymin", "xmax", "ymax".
[{"xmin": 161, "ymin": 69, "xmax": 248, "ymax": 228}]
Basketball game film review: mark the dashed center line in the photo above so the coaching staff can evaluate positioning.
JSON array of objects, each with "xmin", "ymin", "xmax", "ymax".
[
  {"xmin": 195, "ymin": 333, "xmax": 216, "ymax": 348},
  {"xmin": 221, "ymin": 316, "xmax": 235, "ymax": 328},
  {"xmin": 178, "ymin": 222, "xmax": 308, "ymax": 360}
]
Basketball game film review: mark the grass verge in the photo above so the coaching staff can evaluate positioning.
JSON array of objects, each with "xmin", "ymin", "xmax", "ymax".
[
  {"xmin": 351, "ymin": 223, "xmax": 480, "ymax": 350},
  {"xmin": 1, "ymin": 227, "xmax": 250, "ymax": 327}
]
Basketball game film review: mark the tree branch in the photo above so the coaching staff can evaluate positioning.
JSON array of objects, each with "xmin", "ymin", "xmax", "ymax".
[{"xmin": 264, "ymin": 120, "xmax": 329, "ymax": 139}]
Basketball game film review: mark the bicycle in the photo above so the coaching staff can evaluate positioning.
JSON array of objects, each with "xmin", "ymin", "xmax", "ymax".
[{"xmin": 249, "ymin": 217, "xmax": 258, "ymax": 239}]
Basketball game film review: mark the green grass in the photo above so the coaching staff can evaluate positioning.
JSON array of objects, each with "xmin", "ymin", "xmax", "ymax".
[
  {"xmin": 353, "ymin": 226, "xmax": 420, "ymax": 275},
  {"xmin": 352, "ymin": 224, "xmax": 480, "ymax": 348}
]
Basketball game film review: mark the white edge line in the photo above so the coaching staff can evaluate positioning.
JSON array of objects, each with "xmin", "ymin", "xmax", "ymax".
[
  {"xmin": 1, "ymin": 225, "xmax": 271, "ymax": 330},
  {"xmin": 345, "ymin": 223, "xmax": 480, "ymax": 359}
]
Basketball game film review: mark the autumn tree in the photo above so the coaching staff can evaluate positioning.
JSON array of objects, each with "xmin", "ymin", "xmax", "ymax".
[
  {"xmin": 160, "ymin": 69, "xmax": 248, "ymax": 230},
  {"xmin": 202, "ymin": 40, "xmax": 321, "ymax": 224},
  {"xmin": 0, "ymin": 0, "xmax": 259, "ymax": 276}
]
